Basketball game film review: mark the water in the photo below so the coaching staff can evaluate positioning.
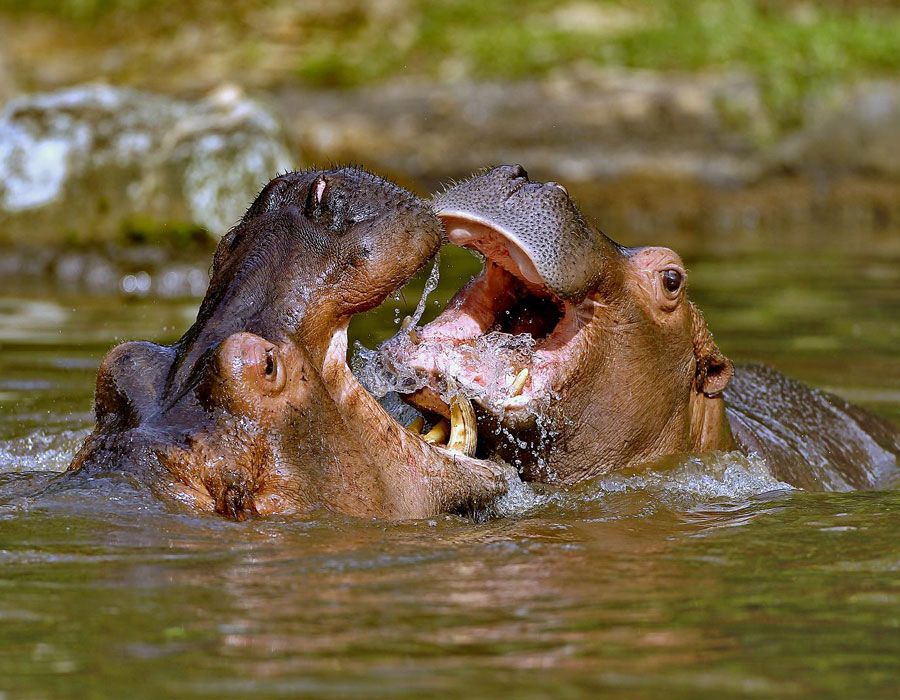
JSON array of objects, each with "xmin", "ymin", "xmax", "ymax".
[
  {"xmin": 1, "ymin": 230, "xmax": 898, "ymax": 699},
  {"xmin": 405, "ymin": 250, "xmax": 442, "ymax": 331},
  {"xmin": 354, "ymin": 330, "xmax": 535, "ymax": 407}
]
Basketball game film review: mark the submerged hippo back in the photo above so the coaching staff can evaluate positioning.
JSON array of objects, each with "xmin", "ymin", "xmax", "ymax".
[{"xmin": 725, "ymin": 364, "xmax": 899, "ymax": 490}]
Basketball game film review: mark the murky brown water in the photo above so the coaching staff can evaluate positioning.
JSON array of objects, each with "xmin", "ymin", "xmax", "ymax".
[{"xmin": 1, "ymin": 228, "xmax": 898, "ymax": 699}]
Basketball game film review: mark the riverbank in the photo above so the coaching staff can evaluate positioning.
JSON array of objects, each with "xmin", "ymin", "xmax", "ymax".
[{"xmin": 2, "ymin": 1, "xmax": 900, "ymax": 251}]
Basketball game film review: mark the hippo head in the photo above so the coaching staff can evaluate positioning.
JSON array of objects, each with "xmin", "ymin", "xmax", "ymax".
[
  {"xmin": 386, "ymin": 165, "xmax": 736, "ymax": 483},
  {"xmin": 68, "ymin": 168, "xmax": 507, "ymax": 519}
]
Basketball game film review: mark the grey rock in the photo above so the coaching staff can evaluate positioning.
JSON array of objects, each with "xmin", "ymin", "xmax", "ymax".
[{"xmin": 0, "ymin": 83, "xmax": 295, "ymax": 242}]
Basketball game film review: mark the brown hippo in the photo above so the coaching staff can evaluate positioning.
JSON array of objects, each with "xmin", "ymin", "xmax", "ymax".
[
  {"xmin": 67, "ymin": 168, "xmax": 509, "ymax": 520},
  {"xmin": 378, "ymin": 165, "xmax": 899, "ymax": 491}
]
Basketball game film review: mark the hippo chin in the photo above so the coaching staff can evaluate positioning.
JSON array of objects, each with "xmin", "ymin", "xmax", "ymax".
[
  {"xmin": 68, "ymin": 168, "xmax": 509, "ymax": 520},
  {"xmin": 385, "ymin": 165, "xmax": 899, "ymax": 491}
]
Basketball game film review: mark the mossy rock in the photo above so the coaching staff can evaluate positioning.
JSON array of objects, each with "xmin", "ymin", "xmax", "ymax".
[{"xmin": 0, "ymin": 83, "xmax": 296, "ymax": 245}]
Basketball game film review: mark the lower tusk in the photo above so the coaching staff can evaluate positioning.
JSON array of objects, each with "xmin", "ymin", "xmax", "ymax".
[
  {"xmin": 422, "ymin": 419, "xmax": 449, "ymax": 444},
  {"xmin": 406, "ymin": 416, "xmax": 424, "ymax": 434},
  {"xmin": 447, "ymin": 392, "xmax": 478, "ymax": 456},
  {"xmin": 510, "ymin": 368, "xmax": 529, "ymax": 397},
  {"xmin": 400, "ymin": 315, "xmax": 413, "ymax": 330}
]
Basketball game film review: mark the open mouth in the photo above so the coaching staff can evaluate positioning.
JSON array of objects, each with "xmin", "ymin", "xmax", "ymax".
[
  {"xmin": 351, "ymin": 210, "xmax": 594, "ymax": 459},
  {"xmin": 325, "ymin": 317, "xmax": 484, "ymax": 460}
]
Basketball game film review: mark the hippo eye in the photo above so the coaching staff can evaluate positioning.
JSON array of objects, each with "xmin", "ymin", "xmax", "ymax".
[{"xmin": 662, "ymin": 268, "xmax": 683, "ymax": 295}]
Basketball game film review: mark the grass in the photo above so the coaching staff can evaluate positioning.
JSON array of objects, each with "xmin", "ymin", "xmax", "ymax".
[
  {"xmin": 3, "ymin": 0, "xmax": 900, "ymax": 128},
  {"xmin": 291, "ymin": 0, "xmax": 900, "ymax": 128}
]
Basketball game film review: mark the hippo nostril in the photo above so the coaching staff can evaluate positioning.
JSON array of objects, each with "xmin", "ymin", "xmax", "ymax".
[
  {"xmin": 216, "ymin": 479, "xmax": 256, "ymax": 521},
  {"xmin": 208, "ymin": 469, "xmax": 258, "ymax": 521},
  {"xmin": 221, "ymin": 484, "xmax": 253, "ymax": 521},
  {"xmin": 504, "ymin": 164, "xmax": 528, "ymax": 180}
]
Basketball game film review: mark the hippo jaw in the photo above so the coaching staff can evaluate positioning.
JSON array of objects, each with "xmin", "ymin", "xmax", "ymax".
[
  {"xmin": 380, "ymin": 166, "xmax": 622, "ymax": 449},
  {"xmin": 384, "ymin": 165, "xmax": 734, "ymax": 482},
  {"xmin": 68, "ymin": 168, "xmax": 508, "ymax": 520},
  {"xmin": 394, "ymin": 246, "xmax": 598, "ymax": 421}
]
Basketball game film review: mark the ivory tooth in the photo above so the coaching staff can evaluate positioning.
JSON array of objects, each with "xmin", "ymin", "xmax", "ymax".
[
  {"xmin": 510, "ymin": 368, "xmax": 529, "ymax": 397},
  {"xmin": 400, "ymin": 315, "xmax": 413, "ymax": 330},
  {"xmin": 406, "ymin": 416, "xmax": 424, "ymax": 434},
  {"xmin": 447, "ymin": 392, "xmax": 478, "ymax": 457},
  {"xmin": 422, "ymin": 419, "xmax": 449, "ymax": 444}
]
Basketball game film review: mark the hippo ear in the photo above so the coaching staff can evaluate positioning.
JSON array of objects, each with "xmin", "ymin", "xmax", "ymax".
[
  {"xmin": 95, "ymin": 341, "xmax": 175, "ymax": 426},
  {"xmin": 690, "ymin": 303, "xmax": 733, "ymax": 396}
]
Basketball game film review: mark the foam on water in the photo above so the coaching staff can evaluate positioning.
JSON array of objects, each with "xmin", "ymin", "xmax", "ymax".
[
  {"xmin": 591, "ymin": 451, "xmax": 793, "ymax": 508},
  {"xmin": 492, "ymin": 474, "xmax": 549, "ymax": 517},
  {"xmin": 478, "ymin": 452, "xmax": 793, "ymax": 520},
  {"xmin": 0, "ymin": 424, "xmax": 797, "ymax": 522},
  {"xmin": 0, "ymin": 429, "xmax": 88, "ymax": 474}
]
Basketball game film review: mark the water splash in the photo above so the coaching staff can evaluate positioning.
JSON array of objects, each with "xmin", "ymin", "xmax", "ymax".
[
  {"xmin": 352, "ymin": 252, "xmax": 445, "ymax": 401},
  {"xmin": 591, "ymin": 451, "xmax": 793, "ymax": 509},
  {"xmin": 0, "ymin": 429, "xmax": 89, "ymax": 474},
  {"xmin": 354, "ymin": 330, "xmax": 536, "ymax": 406},
  {"xmin": 351, "ymin": 335, "xmax": 433, "ymax": 404},
  {"xmin": 407, "ymin": 251, "xmax": 441, "ymax": 331}
]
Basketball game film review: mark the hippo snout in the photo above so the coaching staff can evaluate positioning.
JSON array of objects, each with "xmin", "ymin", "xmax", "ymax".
[{"xmin": 68, "ymin": 425, "xmax": 262, "ymax": 519}]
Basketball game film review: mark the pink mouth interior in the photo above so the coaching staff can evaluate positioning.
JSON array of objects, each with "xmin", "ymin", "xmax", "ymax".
[{"xmin": 383, "ymin": 215, "xmax": 590, "ymax": 419}]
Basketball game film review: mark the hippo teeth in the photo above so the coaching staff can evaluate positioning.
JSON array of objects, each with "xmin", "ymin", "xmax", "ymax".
[
  {"xmin": 422, "ymin": 418, "xmax": 449, "ymax": 444},
  {"xmin": 400, "ymin": 380, "xmax": 478, "ymax": 456},
  {"xmin": 447, "ymin": 392, "xmax": 478, "ymax": 457},
  {"xmin": 416, "ymin": 395, "xmax": 477, "ymax": 457},
  {"xmin": 509, "ymin": 368, "xmax": 529, "ymax": 397}
]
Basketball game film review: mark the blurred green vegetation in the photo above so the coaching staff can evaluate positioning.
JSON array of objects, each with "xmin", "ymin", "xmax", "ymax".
[
  {"xmin": 291, "ymin": 0, "xmax": 900, "ymax": 128},
  {"xmin": 119, "ymin": 215, "xmax": 213, "ymax": 250},
  {"xmin": 0, "ymin": 0, "xmax": 160, "ymax": 21},
  {"xmin": 2, "ymin": 0, "xmax": 900, "ymax": 127}
]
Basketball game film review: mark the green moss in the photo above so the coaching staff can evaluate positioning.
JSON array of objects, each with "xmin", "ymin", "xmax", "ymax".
[
  {"xmin": 119, "ymin": 215, "xmax": 212, "ymax": 249},
  {"xmin": 606, "ymin": 1, "xmax": 900, "ymax": 128},
  {"xmin": 0, "ymin": 0, "xmax": 165, "ymax": 22}
]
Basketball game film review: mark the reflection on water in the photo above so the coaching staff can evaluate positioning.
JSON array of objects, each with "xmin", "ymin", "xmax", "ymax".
[{"xmin": 0, "ymin": 230, "xmax": 898, "ymax": 698}]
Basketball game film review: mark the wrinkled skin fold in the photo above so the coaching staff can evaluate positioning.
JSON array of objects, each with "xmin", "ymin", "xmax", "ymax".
[
  {"xmin": 68, "ymin": 168, "xmax": 511, "ymax": 520},
  {"xmin": 386, "ymin": 165, "xmax": 899, "ymax": 490}
]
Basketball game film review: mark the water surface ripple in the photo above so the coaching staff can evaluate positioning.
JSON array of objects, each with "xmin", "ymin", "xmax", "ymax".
[{"xmin": 0, "ymin": 239, "xmax": 898, "ymax": 699}]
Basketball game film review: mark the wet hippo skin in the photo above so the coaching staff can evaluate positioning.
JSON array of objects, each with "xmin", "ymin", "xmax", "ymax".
[
  {"xmin": 386, "ymin": 165, "xmax": 899, "ymax": 490},
  {"xmin": 68, "ymin": 168, "xmax": 510, "ymax": 520}
]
